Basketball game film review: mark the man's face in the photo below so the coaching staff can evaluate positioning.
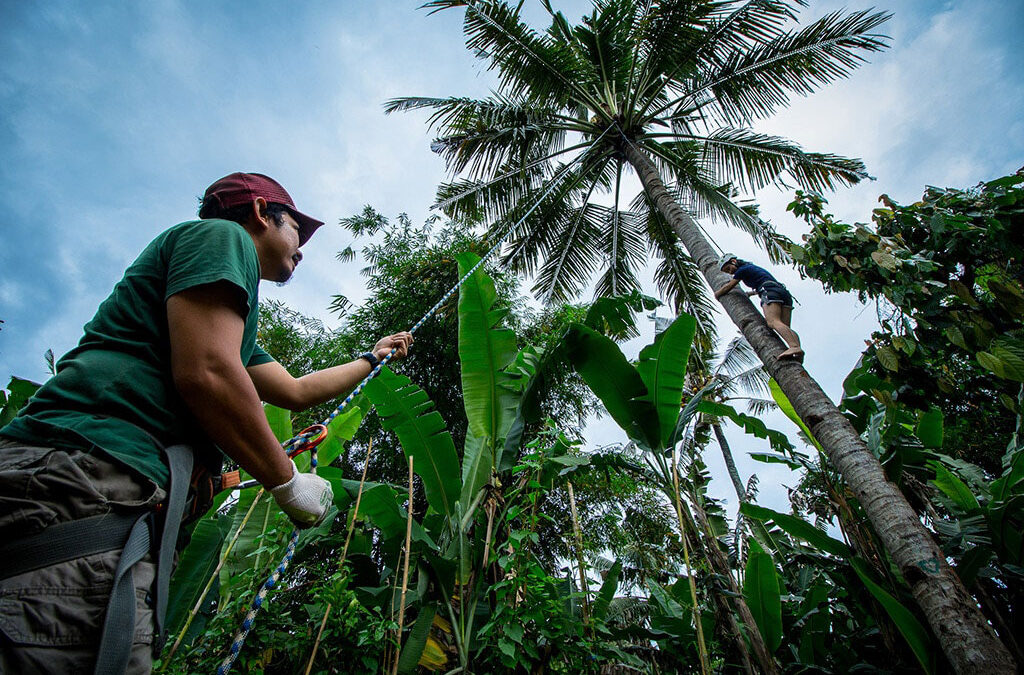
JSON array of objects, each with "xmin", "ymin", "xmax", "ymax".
[
  {"xmin": 259, "ymin": 210, "xmax": 303, "ymax": 283},
  {"xmin": 721, "ymin": 260, "xmax": 738, "ymax": 275}
]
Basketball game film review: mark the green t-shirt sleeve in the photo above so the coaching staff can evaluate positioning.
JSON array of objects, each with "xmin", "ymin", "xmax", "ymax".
[
  {"xmin": 247, "ymin": 345, "xmax": 275, "ymax": 367},
  {"xmin": 165, "ymin": 219, "xmax": 259, "ymax": 311}
]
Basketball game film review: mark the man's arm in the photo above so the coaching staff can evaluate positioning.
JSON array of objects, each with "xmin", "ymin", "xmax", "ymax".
[
  {"xmin": 167, "ymin": 282, "xmax": 293, "ymax": 488},
  {"xmin": 246, "ymin": 332, "xmax": 413, "ymax": 411},
  {"xmin": 714, "ymin": 278, "xmax": 740, "ymax": 299}
]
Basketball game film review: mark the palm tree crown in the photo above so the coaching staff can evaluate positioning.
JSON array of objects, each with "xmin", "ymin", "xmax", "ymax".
[{"xmin": 388, "ymin": 0, "xmax": 889, "ymax": 347}]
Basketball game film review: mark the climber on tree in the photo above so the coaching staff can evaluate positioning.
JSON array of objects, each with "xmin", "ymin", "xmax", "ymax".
[{"xmin": 715, "ymin": 253, "xmax": 804, "ymax": 362}]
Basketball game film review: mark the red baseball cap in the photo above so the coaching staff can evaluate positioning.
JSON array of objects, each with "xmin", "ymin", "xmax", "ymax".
[{"xmin": 200, "ymin": 172, "xmax": 324, "ymax": 246}]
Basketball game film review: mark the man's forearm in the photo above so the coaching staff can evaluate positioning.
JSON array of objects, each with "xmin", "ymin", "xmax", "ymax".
[
  {"xmin": 291, "ymin": 358, "xmax": 374, "ymax": 410},
  {"xmin": 176, "ymin": 363, "xmax": 293, "ymax": 488}
]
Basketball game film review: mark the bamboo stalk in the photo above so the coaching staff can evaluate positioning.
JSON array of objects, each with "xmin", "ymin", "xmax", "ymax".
[
  {"xmin": 671, "ymin": 447, "xmax": 710, "ymax": 675},
  {"xmin": 393, "ymin": 456, "xmax": 415, "ymax": 675},
  {"xmin": 340, "ymin": 438, "xmax": 374, "ymax": 567},
  {"xmin": 303, "ymin": 607, "xmax": 331, "ymax": 675},
  {"xmin": 566, "ymin": 481, "xmax": 591, "ymax": 625},
  {"xmin": 302, "ymin": 440, "xmax": 376, "ymax": 675},
  {"xmin": 162, "ymin": 488, "xmax": 266, "ymax": 667}
]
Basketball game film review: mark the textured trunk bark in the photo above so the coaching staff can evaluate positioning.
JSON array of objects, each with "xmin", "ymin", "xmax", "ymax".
[{"xmin": 622, "ymin": 141, "xmax": 1017, "ymax": 674}]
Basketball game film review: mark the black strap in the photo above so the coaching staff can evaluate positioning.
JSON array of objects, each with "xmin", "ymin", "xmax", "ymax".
[{"xmin": 0, "ymin": 512, "xmax": 139, "ymax": 580}]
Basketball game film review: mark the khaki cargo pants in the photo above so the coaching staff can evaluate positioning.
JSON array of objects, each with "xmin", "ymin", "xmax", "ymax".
[{"xmin": 0, "ymin": 439, "xmax": 166, "ymax": 674}]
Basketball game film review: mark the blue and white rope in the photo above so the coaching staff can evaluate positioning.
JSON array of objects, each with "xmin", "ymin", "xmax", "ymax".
[
  {"xmin": 215, "ymin": 530, "xmax": 299, "ymax": 675},
  {"xmin": 214, "ymin": 125, "xmax": 613, "ymax": 673}
]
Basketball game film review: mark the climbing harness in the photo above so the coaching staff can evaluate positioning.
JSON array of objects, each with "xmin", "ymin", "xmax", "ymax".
[
  {"xmin": 0, "ymin": 443, "xmax": 193, "ymax": 675},
  {"xmin": 213, "ymin": 127, "xmax": 615, "ymax": 674}
]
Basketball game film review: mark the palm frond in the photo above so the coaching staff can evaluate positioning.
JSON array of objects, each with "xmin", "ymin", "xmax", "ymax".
[
  {"xmin": 532, "ymin": 200, "xmax": 605, "ymax": 303},
  {"xmin": 687, "ymin": 9, "xmax": 892, "ymax": 124},
  {"xmin": 744, "ymin": 396, "xmax": 778, "ymax": 416},
  {"xmin": 671, "ymin": 126, "xmax": 869, "ymax": 192},
  {"xmin": 704, "ymin": 0, "xmax": 804, "ymax": 55},
  {"xmin": 724, "ymin": 366, "xmax": 772, "ymax": 399},
  {"xmin": 426, "ymin": 0, "xmax": 607, "ymax": 112},
  {"xmin": 386, "ymin": 95, "xmax": 576, "ymax": 179},
  {"xmin": 630, "ymin": 190, "xmax": 717, "ymax": 350},
  {"xmin": 593, "ymin": 206, "xmax": 647, "ymax": 300}
]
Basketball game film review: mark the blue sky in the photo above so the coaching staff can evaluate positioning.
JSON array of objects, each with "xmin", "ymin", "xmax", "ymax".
[{"xmin": 2, "ymin": 1, "xmax": 1022, "ymax": 513}]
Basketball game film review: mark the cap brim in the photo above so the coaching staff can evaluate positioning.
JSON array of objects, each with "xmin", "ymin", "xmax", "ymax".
[{"xmin": 286, "ymin": 207, "xmax": 324, "ymax": 247}]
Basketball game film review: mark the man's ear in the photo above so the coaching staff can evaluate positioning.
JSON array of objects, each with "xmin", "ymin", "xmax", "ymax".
[{"xmin": 247, "ymin": 197, "xmax": 270, "ymax": 230}]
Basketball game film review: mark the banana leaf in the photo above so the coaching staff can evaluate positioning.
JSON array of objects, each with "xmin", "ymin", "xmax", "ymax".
[
  {"xmin": 321, "ymin": 469, "xmax": 438, "ymax": 549},
  {"xmin": 564, "ymin": 323, "xmax": 659, "ymax": 450},
  {"xmin": 769, "ymin": 378, "xmax": 822, "ymax": 450},
  {"xmin": 397, "ymin": 605, "xmax": 438, "ymax": 674},
  {"xmin": 364, "ymin": 367, "xmax": 460, "ymax": 518},
  {"xmin": 697, "ymin": 400, "xmax": 795, "ymax": 454},
  {"xmin": 635, "ymin": 313, "xmax": 696, "ymax": 449},
  {"xmin": 592, "ymin": 560, "xmax": 622, "ymax": 623},
  {"xmin": 220, "ymin": 404, "xmax": 294, "ymax": 590},
  {"xmin": 165, "ymin": 516, "xmax": 232, "ymax": 637},
  {"xmin": 740, "ymin": 503, "xmax": 852, "ymax": 558},
  {"xmin": 851, "ymin": 558, "xmax": 936, "ymax": 674},
  {"xmin": 297, "ymin": 399, "xmax": 367, "ymax": 472},
  {"xmin": 743, "ymin": 539, "xmax": 782, "ymax": 653},
  {"xmin": 457, "ymin": 252, "xmax": 519, "ymax": 503}
]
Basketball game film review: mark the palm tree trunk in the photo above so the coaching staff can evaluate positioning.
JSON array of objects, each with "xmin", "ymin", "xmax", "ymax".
[
  {"xmin": 711, "ymin": 422, "xmax": 774, "ymax": 563},
  {"xmin": 712, "ymin": 422, "xmax": 747, "ymax": 502},
  {"xmin": 622, "ymin": 141, "xmax": 1016, "ymax": 674}
]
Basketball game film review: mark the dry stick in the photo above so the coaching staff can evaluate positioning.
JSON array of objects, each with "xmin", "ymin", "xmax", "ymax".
[
  {"xmin": 163, "ymin": 488, "xmax": 266, "ymax": 666},
  {"xmin": 671, "ymin": 449, "xmax": 710, "ymax": 675},
  {"xmin": 566, "ymin": 482, "xmax": 591, "ymax": 625},
  {"xmin": 302, "ymin": 440, "xmax": 375, "ymax": 675},
  {"xmin": 393, "ymin": 456, "xmax": 415, "ymax": 675}
]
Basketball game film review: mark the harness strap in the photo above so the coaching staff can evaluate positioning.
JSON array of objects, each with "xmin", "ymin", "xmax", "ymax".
[
  {"xmin": 93, "ymin": 514, "xmax": 152, "ymax": 675},
  {"xmin": 93, "ymin": 443, "xmax": 192, "ymax": 675},
  {"xmin": 0, "ymin": 512, "xmax": 138, "ymax": 579},
  {"xmin": 154, "ymin": 444, "xmax": 192, "ymax": 637}
]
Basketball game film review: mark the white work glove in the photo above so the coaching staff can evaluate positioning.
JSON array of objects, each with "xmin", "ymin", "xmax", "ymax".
[{"xmin": 270, "ymin": 459, "xmax": 333, "ymax": 529}]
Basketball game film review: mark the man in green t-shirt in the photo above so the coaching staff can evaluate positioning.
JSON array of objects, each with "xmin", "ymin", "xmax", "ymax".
[{"xmin": 0, "ymin": 172, "xmax": 413, "ymax": 674}]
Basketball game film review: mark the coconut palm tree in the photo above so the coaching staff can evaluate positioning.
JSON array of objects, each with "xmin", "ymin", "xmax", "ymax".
[{"xmin": 388, "ymin": 1, "xmax": 1016, "ymax": 669}]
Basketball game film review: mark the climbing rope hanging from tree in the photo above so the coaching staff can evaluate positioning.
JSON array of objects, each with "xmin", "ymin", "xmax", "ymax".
[{"xmin": 212, "ymin": 126, "xmax": 615, "ymax": 675}]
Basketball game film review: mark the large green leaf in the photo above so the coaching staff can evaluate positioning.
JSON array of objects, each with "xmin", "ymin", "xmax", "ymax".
[
  {"xmin": 583, "ymin": 291, "xmax": 661, "ymax": 340},
  {"xmin": 459, "ymin": 433, "xmax": 493, "ymax": 515},
  {"xmin": 929, "ymin": 461, "xmax": 980, "ymax": 512},
  {"xmin": 397, "ymin": 605, "xmax": 437, "ymax": 674},
  {"xmin": 851, "ymin": 558, "xmax": 935, "ymax": 674},
  {"xmin": 697, "ymin": 400, "xmax": 794, "ymax": 454},
  {"xmin": 322, "ymin": 469, "xmax": 438, "ymax": 549},
  {"xmin": 364, "ymin": 367, "xmax": 460, "ymax": 518},
  {"xmin": 565, "ymin": 323, "xmax": 659, "ymax": 449},
  {"xmin": 264, "ymin": 403, "xmax": 292, "ymax": 443},
  {"xmin": 221, "ymin": 405, "xmax": 295, "ymax": 590},
  {"xmin": 743, "ymin": 539, "xmax": 782, "ymax": 653},
  {"xmin": 302, "ymin": 399, "xmax": 367, "ymax": 471},
  {"xmin": 592, "ymin": 560, "xmax": 622, "ymax": 623},
  {"xmin": 457, "ymin": 252, "xmax": 520, "ymax": 499},
  {"xmin": 915, "ymin": 407, "xmax": 944, "ymax": 449},
  {"xmin": 769, "ymin": 378, "xmax": 822, "ymax": 450},
  {"xmin": 0, "ymin": 376, "xmax": 41, "ymax": 427},
  {"xmin": 740, "ymin": 503, "xmax": 852, "ymax": 558},
  {"xmin": 635, "ymin": 313, "xmax": 696, "ymax": 449},
  {"xmin": 166, "ymin": 516, "xmax": 232, "ymax": 636}
]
